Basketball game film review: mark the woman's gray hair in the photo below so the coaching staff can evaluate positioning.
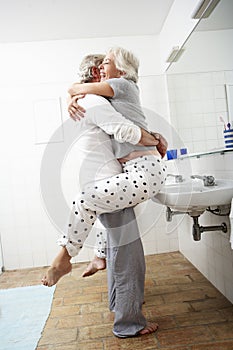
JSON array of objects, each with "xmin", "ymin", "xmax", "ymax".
[
  {"xmin": 107, "ymin": 47, "xmax": 139, "ymax": 83},
  {"xmin": 78, "ymin": 54, "xmax": 105, "ymax": 83}
]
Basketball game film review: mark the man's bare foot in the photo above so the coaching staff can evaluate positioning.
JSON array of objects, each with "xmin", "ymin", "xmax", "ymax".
[
  {"xmin": 42, "ymin": 247, "xmax": 72, "ymax": 287},
  {"xmin": 139, "ymin": 322, "xmax": 159, "ymax": 335},
  {"xmin": 82, "ymin": 256, "xmax": 106, "ymax": 277}
]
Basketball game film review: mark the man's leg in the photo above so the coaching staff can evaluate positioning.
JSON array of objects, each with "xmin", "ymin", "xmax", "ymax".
[{"xmin": 100, "ymin": 207, "xmax": 148, "ymax": 337}]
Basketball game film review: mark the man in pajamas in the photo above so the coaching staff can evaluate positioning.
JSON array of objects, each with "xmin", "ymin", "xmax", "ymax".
[{"xmin": 42, "ymin": 54, "xmax": 162, "ymax": 337}]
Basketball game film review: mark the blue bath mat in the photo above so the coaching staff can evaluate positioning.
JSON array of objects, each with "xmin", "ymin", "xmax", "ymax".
[{"xmin": 0, "ymin": 285, "xmax": 56, "ymax": 350}]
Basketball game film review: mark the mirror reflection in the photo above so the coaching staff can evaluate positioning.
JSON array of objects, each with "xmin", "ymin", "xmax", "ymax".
[{"xmin": 166, "ymin": 0, "xmax": 233, "ymax": 153}]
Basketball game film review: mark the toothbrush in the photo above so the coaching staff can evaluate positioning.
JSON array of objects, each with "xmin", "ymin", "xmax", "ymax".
[
  {"xmin": 219, "ymin": 116, "xmax": 226, "ymax": 130},
  {"xmin": 227, "ymin": 122, "xmax": 231, "ymax": 130}
]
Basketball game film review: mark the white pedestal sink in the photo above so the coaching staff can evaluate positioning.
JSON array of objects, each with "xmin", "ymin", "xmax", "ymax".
[{"xmin": 154, "ymin": 178, "xmax": 233, "ymax": 216}]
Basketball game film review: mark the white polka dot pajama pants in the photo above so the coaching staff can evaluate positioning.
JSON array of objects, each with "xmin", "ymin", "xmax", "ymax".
[{"xmin": 58, "ymin": 155, "xmax": 167, "ymax": 257}]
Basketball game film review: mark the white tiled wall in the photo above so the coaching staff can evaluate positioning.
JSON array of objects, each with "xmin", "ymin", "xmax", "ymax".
[
  {"xmin": 167, "ymin": 70, "xmax": 233, "ymax": 153},
  {"xmin": 175, "ymin": 151, "xmax": 233, "ymax": 303}
]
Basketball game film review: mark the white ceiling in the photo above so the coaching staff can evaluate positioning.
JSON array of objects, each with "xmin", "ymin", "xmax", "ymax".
[{"xmin": 0, "ymin": 0, "xmax": 175, "ymax": 43}]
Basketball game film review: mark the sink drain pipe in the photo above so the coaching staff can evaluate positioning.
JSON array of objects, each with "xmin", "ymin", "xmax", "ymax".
[
  {"xmin": 191, "ymin": 216, "xmax": 227, "ymax": 241},
  {"xmin": 165, "ymin": 206, "xmax": 228, "ymax": 241}
]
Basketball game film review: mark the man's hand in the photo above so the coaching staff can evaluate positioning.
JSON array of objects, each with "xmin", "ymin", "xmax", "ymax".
[
  {"xmin": 67, "ymin": 94, "xmax": 86, "ymax": 121},
  {"xmin": 151, "ymin": 132, "xmax": 168, "ymax": 158},
  {"xmin": 139, "ymin": 129, "xmax": 168, "ymax": 158},
  {"xmin": 139, "ymin": 129, "xmax": 159, "ymax": 146}
]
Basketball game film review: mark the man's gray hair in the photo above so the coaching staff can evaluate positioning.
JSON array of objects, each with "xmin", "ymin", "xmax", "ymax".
[
  {"xmin": 107, "ymin": 47, "xmax": 139, "ymax": 83},
  {"xmin": 78, "ymin": 54, "xmax": 105, "ymax": 83}
]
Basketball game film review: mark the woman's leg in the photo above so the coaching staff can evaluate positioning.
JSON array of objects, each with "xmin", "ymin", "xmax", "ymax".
[
  {"xmin": 82, "ymin": 223, "xmax": 107, "ymax": 277},
  {"xmin": 42, "ymin": 156, "xmax": 166, "ymax": 286},
  {"xmin": 81, "ymin": 156, "xmax": 166, "ymax": 214},
  {"xmin": 58, "ymin": 156, "xmax": 166, "ymax": 256},
  {"xmin": 41, "ymin": 247, "xmax": 72, "ymax": 287}
]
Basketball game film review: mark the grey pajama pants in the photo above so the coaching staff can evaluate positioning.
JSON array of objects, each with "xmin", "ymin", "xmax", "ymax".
[
  {"xmin": 100, "ymin": 209, "xmax": 147, "ymax": 337},
  {"xmin": 58, "ymin": 155, "xmax": 167, "ymax": 257}
]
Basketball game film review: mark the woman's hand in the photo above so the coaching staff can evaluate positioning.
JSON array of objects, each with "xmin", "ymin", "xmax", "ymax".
[{"xmin": 67, "ymin": 94, "xmax": 86, "ymax": 121}]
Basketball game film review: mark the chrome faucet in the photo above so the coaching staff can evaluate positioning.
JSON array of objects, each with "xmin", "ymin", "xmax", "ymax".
[
  {"xmin": 167, "ymin": 174, "xmax": 184, "ymax": 183},
  {"xmin": 190, "ymin": 175, "xmax": 215, "ymax": 186}
]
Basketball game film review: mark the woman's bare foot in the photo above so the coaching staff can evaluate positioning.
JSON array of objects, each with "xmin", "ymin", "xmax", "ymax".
[
  {"xmin": 82, "ymin": 256, "xmax": 106, "ymax": 277},
  {"xmin": 42, "ymin": 247, "xmax": 72, "ymax": 287},
  {"xmin": 139, "ymin": 322, "xmax": 159, "ymax": 335}
]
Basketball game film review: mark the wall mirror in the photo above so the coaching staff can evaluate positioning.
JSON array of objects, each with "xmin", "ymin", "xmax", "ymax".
[{"xmin": 166, "ymin": 0, "xmax": 233, "ymax": 154}]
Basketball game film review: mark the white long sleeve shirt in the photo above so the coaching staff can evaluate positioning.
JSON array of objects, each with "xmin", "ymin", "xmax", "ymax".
[{"xmin": 73, "ymin": 94, "xmax": 141, "ymax": 188}]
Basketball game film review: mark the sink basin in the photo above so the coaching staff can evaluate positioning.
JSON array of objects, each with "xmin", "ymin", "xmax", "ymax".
[{"xmin": 154, "ymin": 179, "xmax": 233, "ymax": 215}]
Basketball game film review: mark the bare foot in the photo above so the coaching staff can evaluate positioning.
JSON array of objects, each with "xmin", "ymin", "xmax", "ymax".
[
  {"xmin": 82, "ymin": 256, "xmax": 106, "ymax": 277},
  {"xmin": 42, "ymin": 247, "xmax": 72, "ymax": 287},
  {"xmin": 139, "ymin": 322, "xmax": 159, "ymax": 335}
]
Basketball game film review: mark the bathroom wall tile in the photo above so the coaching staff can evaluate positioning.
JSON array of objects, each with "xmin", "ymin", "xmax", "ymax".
[
  {"xmin": 206, "ymin": 242, "xmax": 215, "ymax": 261},
  {"xmin": 178, "ymin": 128, "xmax": 193, "ymax": 143},
  {"xmin": 216, "ymin": 111, "xmax": 228, "ymax": 126},
  {"xmin": 186, "ymin": 73, "xmax": 199, "ymax": 88},
  {"xmin": 185, "ymin": 141, "xmax": 194, "ymax": 153},
  {"xmin": 169, "ymin": 101, "xmax": 177, "ymax": 118},
  {"xmin": 45, "ymin": 246, "xmax": 61, "ymax": 267},
  {"xmin": 213, "ymin": 251, "xmax": 224, "ymax": 276},
  {"xmin": 1, "ymin": 228, "xmax": 20, "ymax": 259},
  {"xmin": 32, "ymin": 251, "xmax": 48, "ymax": 268},
  {"xmin": 205, "ymin": 126, "xmax": 218, "ymax": 140},
  {"xmin": 173, "ymin": 74, "xmax": 187, "ymax": 89},
  {"xmin": 192, "ymin": 128, "xmax": 205, "ymax": 142},
  {"xmin": 175, "ymin": 87, "xmax": 188, "ymax": 102},
  {"xmin": 213, "ymin": 71, "xmax": 225, "ymax": 85},
  {"xmin": 167, "ymin": 74, "xmax": 176, "ymax": 89},
  {"xmin": 75, "ymin": 246, "xmax": 94, "ymax": 263},
  {"xmin": 203, "ymin": 113, "xmax": 216, "ymax": 127},
  {"xmin": 221, "ymin": 237, "xmax": 233, "ymax": 262},
  {"xmin": 142, "ymin": 227, "xmax": 160, "ymax": 242},
  {"xmin": 4, "ymin": 254, "xmax": 20, "ymax": 270},
  {"xmin": 143, "ymin": 240, "xmax": 157, "ymax": 255},
  {"xmin": 157, "ymin": 238, "xmax": 171, "ymax": 253},
  {"xmin": 175, "ymin": 101, "xmax": 189, "ymax": 116},
  {"xmin": 224, "ymin": 70, "xmax": 233, "ymax": 84},
  {"xmin": 201, "ymin": 86, "xmax": 215, "ymax": 100},
  {"xmin": 188, "ymin": 86, "xmax": 202, "ymax": 100},
  {"xmin": 225, "ymin": 278, "xmax": 233, "ymax": 304},
  {"xmin": 222, "ymin": 256, "xmax": 233, "ymax": 281},
  {"xmin": 19, "ymin": 253, "xmax": 34, "ymax": 269},
  {"xmin": 177, "ymin": 114, "xmax": 191, "ymax": 129},
  {"xmin": 169, "ymin": 238, "xmax": 179, "ymax": 251},
  {"xmin": 217, "ymin": 125, "xmax": 225, "ymax": 139},
  {"xmin": 167, "ymin": 88, "xmax": 176, "ymax": 103},
  {"xmin": 206, "ymin": 140, "xmax": 219, "ymax": 150},
  {"xmin": 192, "ymin": 114, "xmax": 205, "ymax": 128},
  {"xmin": 199, "ymin": 72, "xmax": 213, "ymax": 86},
  {"xmin": 214, "ymin": 85, "xmax": 226, "ymax": 99},
  {"xmin": 193, "ymin": 141, "xmax": 207, "ymax": 152},
  {"xmin": 190, "ymin": 100, "xmax": 203, "ymax": 114},
  {"xmin": 215, "ymin": 98, "xmax": 227, "ymax": 113},
  {"xmin": 217, "ymin": 139, "xmax": 225, "ymax": 149},
  {"xmin": 215, "ymin": 272, "xmax": 226, "ymax": 297},
  {"xmin": 207, "ymin": 264, "xmax": 217, "ymax": 287},
  {"xmin": 203, "ymin": 99, "xmax": 216, "ymax": 113}
]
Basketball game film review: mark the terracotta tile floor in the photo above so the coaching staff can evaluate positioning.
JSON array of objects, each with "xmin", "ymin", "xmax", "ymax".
[{"xmin": 1, "ymin": 252, "xmax": 233, "ymax": 349}]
